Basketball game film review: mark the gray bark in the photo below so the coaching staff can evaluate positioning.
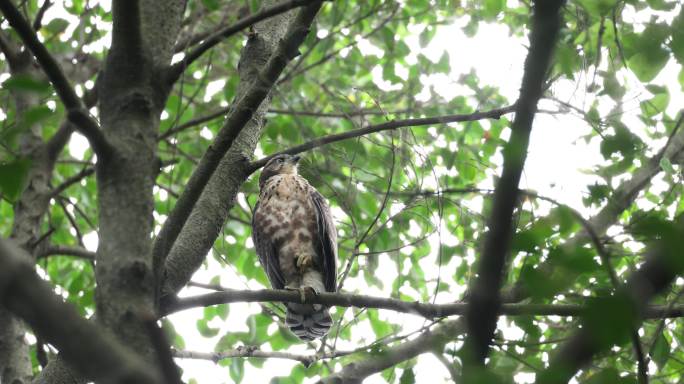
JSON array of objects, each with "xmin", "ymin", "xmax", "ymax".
[
  {"xmin": 94, "ymin": 0, "xmax": 185, "ymax": 364},
  {"xmin": 162, "ymin": 0, "xmax": 295, "ymax": 295}
]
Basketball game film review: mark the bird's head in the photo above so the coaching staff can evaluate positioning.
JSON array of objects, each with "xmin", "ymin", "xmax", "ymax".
[{"xmin": 259, "ymin": 154, "xmax": 301, "ymax": 188}]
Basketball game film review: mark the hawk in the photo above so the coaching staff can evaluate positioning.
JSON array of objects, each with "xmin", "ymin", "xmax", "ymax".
[{"xmin": 251, "ymin": 154, "xmax": 338, "ymax": 341}]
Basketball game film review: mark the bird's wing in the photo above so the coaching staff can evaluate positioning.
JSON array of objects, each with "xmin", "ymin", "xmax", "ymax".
[
  {"xmin": 252, "ymin": 200, "xmax": 286, "ymax": 289},
  {"xmin": 310, "ymin": 188, "xmax": 338, "ymax": 292}
]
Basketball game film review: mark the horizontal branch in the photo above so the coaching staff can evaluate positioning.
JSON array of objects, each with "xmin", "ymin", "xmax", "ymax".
[
  {"xmin": 0, "ymin": 237, "xmax": 159, "ymax": 383},
  {"xmin": 0, "ymin": 0, "xmax": 113, "ymax": 159},
  {"xmin": 167, "ymin": 0, "xmax": 320, "ymax": 83},
  {"xmin": 247, "ymin": 105, "xmax": 516, "ymax": 172},
  {"xmin": 161, "ymin": 288, "xmax": 684, "ymax": 319},
  {"xmin": 37, "ymin": 245, "xmax": 95, "ymax": 260},
  {"xmin": 266, "ymin": 107, "xmax": 413, "ymax": 118},
  {"xmin": 158, "ymin": 105, "xmax": 419, "ymax": 141},
  {"xmin": 172, "ymin": 347, "xmax": 349, "ymax": 367}
]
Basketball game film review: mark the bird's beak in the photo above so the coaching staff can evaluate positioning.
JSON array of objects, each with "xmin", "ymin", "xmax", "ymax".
[{"xmin": 291, "ymin": 155, "xmax": 301, "ymax": 164}]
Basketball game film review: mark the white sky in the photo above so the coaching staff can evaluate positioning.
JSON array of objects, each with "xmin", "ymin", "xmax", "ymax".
[{"xmin": 13, "ymin": 1, "xmax": 681, "ymax": 383}]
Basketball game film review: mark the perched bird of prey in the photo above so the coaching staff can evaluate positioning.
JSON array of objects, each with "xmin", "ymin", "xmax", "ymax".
[{"xmin": 252, "ymin": 154, "xmax": 338, "ymax": 341}]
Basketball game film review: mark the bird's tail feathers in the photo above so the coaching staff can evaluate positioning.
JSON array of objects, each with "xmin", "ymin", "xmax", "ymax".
[{"xmin": 286, "ymin": 304, "xmax": 332, "ymax": 341}]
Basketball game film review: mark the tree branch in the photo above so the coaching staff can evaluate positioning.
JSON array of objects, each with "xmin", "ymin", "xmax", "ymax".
[
  {"xmin": 461, "ymin": 0, "xmax": 564, "ymax": 368},
  {"xmin": 167, "ymin": 0, "xmax": 320, "ymax": 84},
  {"xmin": 247, "ymin": 105, "xmax": 516, "ymax": 172},
  {"xmin": 37, "ymin": 245, "xmax": 95, "ymax": 260},
  {"xmin": 161, "ymin": 288, "xmax": 684, "ymax": 319},
  {"xmin": 48, "ymin": 166, "xmax": 95, "ymax": 199},
  {"xmin": 32, "ymin": 0, "xmax": 52, "ymax": 31},
  {"xmin": 158, "ymin": 105, "xmax": 231, "ymax": 140},
  {"xmin": 172, "ymin": 347, "xmax": 350, "ymax": 367},
  {"xmin": 0, "ymin": 238, "xmax": 160, "ymax": 383},
  {"xmin": 0, "ymin": 0, "xmax": 113, "ymax": 159},
  {"xmin": 152, "ymin": 1, "xmax": 324, "ymax": 299}
]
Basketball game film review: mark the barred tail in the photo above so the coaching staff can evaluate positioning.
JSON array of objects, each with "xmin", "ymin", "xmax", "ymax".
[{"xmin": 285, "ymin": 304, "xmax": 332, "ymax": 341}]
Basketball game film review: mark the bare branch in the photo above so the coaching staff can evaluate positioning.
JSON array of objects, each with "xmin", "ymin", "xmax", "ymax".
[
  {"xmin": 248, "ymin": 105, "xmax": 516, "ymax": 172},
  {"xmin": 48, "ymin": 166, "xmax": 95, "ymax": 199},
  {"xmin": 158, "ymin": 105, "xmax": 230, "ymax": 140},
  {"xmin": 172, "ymin": 347, "xmax": 350, "ymax": 367},
  {"xmin": 0, "ymin": 0, "xmax": 113, "ymax": 159},
  {"xmin": 37, "ymin": 245, "xmax": 95, "ymax": 260},
  {"xmin": 0, "ymin": 237, "xmax": 160, "ymax": 383},
  {"xmin": 161, "ymin": 288, "xmax": 684, "ymax": 319},
  {"xmin": 462, "ymin": 0, "xmax": 564, "ymax": 368},
  {"xmin": 322, "ymin": 319, "xmax": 463, "ymax": 383},
  {"xmin": 167, "ymin": 0, "xmax": 321, "ymax": 83},
  {"xmin": 32, "ymin": 0, "xmax": 52, "ymax": 31},
  {"xmin": 267, "ymin": 107, "xmax": 413, "ymax": 118}
]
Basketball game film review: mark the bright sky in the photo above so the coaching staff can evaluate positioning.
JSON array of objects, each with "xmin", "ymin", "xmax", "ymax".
[{"xmin": 19, "ymin": 1, "xmax": 682, "ymax": 383}]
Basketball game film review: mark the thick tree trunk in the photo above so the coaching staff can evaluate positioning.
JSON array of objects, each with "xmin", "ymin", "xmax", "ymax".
[{"xmin": 93, "ymin": 0, "xmax": 185, "ymax": 365}]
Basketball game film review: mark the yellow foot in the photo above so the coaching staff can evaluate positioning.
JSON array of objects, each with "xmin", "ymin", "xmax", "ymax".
[
  {"xmin": 285, "ymin": 285, "xmax": 307, "ymax": 303},
  {"xmin": 296, "ymin": 253, "xmax": 314, "ymax": 269}
]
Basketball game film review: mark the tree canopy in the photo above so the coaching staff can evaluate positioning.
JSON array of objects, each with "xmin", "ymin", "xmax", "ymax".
[{"xmin": 0, "ymin": 0, "xmax": 683, "ymax": 383}]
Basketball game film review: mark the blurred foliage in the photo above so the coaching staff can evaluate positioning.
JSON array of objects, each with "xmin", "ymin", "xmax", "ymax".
[{"xmin": 1, "ymin": 0, "xmax": 684, "ymax": 383}]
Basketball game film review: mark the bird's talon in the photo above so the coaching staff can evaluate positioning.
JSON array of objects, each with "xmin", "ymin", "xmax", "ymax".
[{"xmin": 296, "ymin": 253, "xmax": 313, "ymax": 269}]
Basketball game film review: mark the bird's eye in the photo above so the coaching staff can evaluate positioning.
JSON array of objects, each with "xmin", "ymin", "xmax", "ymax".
[{"xmin": 277, "ymin": 158, "xmax": 284, "ymax": 163}]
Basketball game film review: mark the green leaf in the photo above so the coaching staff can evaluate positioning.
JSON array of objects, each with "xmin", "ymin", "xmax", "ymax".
[
  {"xmin": 623, "ymin": 23, "xmax": 670, "ymax": 82},
  {"xmin": 0, "ymin": 158, "xmax": 32, "ymax": 201},
  {"xmin": 671, "ymin": 11, "xmax": 684, "ymax": 64},
  {"xmin": 201, "ymin": 0, "xmax": 220, "ymax": 11},
  {"xmin": 22, "ymin": 105, "xmax": 53, "ymax": 128},
  {"xmin": 435, "ymin": 51, "xmax": 450, "ymax": 73},
  {"xmin": 583, "ymin": 295, "xmax": 637, "ymax": 349},
  {"xmin": 483, "ymin": 0, "xmax": 505, "ymax": 17},
  {"xmin": 399, "ymin": 367, "xmax": 416, "ymax": 384},
  {"xmin": 649, "ymin": 332, "xmax": 671, "ymax": 369},
  {"xmin": 660, "ymin": 157, "xmax": 675, "ymax": 174},
  {"xmin": 577, "ymin": 0, "xmax": 618, "ymax": 16},
  {"xmin": 2, "ymin": 74, "xmax": 51, "ymax": 94},
  {"xmin": 196, "ymin": 318, "xmax": 219, "ymax": 338},
  {"xmin": 43, "ymin": 18, "xmax": 69, "ymax": 35},
  {"xmin": 419, "ymin": 26, "xmax": 436, "ymax": 48},
  {"xmin": 229, "ymin": 358, "xmax": 244, "ymax": 383}
]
